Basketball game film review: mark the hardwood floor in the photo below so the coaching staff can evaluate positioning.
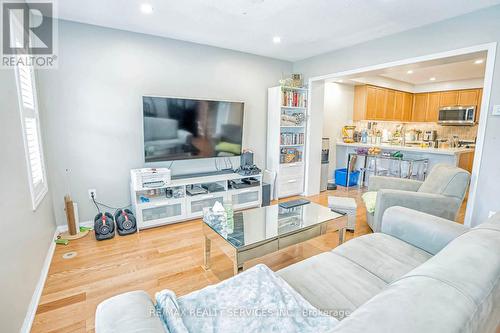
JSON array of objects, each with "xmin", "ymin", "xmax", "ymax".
[{"xmin": 31, "ymin": 187, "xmax": 465, "ymax": 332}]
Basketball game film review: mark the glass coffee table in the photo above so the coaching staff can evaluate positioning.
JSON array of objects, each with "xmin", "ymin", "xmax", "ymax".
[{"xmin": 202, "ymin": 202, "xmax": 346, "ymax": 275}]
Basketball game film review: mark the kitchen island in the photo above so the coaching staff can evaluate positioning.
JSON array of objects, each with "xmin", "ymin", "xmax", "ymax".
[{"xmin": 335, "ymin": 141, "xmax": 475, "ymax": 181}]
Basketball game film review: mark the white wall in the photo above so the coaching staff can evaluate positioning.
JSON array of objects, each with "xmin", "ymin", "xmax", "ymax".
[
  {"xmin": 0, "ymin": 69, "xmax": 56, "ymax": 332},
  {"xmin": 413, "ymin": 78, "xmax": 484, "ymax": 92},
  {"xmin": 294, "ymin": 5, "xmax": 500, "ymax": 226},
  {"xmin": 36, "ymin": 20, "xmax": 291, "ymax": 226},
  {"xmin": 322, "ymin": 83, "xmax": 354, "ymax": 178}
]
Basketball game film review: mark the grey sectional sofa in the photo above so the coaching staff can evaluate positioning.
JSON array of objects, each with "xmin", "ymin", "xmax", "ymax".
[{"xmin": 95, "ymin": 207, "xmax": 500, "ymax": 333}]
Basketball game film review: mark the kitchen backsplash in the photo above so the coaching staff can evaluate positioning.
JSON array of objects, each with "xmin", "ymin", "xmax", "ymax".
[{"xmin": 354, "ymin": 121, "xmax": 478, "ymax": 141}]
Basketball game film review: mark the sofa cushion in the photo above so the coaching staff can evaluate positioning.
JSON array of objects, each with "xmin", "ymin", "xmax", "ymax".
[
  {"xmin": 167, "ymin": 264, "xmax": 338, "ymax": 332},
  {"xmin": 333, "ymin": 233, "xmax": 432, "ymax": 283},
  {"xmin": 277, "ymin": 251, "xmax": 387, "ymax": 319},
  {"xmin": 361, "ymin": 192, "xmax": 377, "ymax": 214},
  {"xmin": 277, "ymin": 233, "xmax": 432, "ymax": 319},
  {"xmin": 418, "ymin": 164, "xmax": 470, "ymax": 198},
  {"xmin": 329, "ymin": 276, "xmax": 478, "ymax": 333}
]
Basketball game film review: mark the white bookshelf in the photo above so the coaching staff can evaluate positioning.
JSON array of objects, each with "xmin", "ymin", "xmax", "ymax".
[{"xmin": 267, "ymin": 86, "xmax": 308, "ymax": 199}]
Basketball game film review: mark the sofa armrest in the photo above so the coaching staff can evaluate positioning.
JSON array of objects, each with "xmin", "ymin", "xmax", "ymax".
[
  {"xmin": 381, "ymin": 206, "xmax": 468, "ymax": 254},
  {"xmin": 372, "ymin": 189, "xmax": 462, "ymax": 232},
  {"xmin": 368, "ymin": 176, "xmax": 423, "ymax": 192},
  {"xmin": 95, "ymin": 290, "xmax": 166, "ymax": 333},
  {"xmin": 177, "ymin": 129, "xmax": 193, "ymax": 144}
]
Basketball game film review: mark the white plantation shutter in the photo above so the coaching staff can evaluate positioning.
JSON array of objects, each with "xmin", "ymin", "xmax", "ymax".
[{"xmin": 15, "ymin": 63, "xmax": 48, "ymax": 210}]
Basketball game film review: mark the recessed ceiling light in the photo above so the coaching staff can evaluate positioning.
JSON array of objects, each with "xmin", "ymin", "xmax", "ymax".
[
  {"xmin": 140, "ymin": 3, "xmax": 153, "ymax": 14},
  {"xmin": 429, "ymin": 77, "xmax": 436, "ymax": 81},
  {"xmin": 474, "ymin": 59, "xmax": 484, "ymax": 64},
  {"xmin": 406, "ymin": 70, "xmax": 414, "ymax": 74},
  {"xmin": 273, "ymin": 36, "xmax": 281, "ymax": 44}
]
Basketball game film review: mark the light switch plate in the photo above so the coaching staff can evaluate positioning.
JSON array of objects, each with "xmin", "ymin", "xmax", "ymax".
[{"xmin": 492, "ymin": 104, "xmax": 500, "ymax": 116}]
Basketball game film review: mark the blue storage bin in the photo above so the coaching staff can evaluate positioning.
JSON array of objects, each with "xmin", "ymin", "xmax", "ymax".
[{"xmin": 335, "ymin": 168, "xmax": 360, "ymax": 187}]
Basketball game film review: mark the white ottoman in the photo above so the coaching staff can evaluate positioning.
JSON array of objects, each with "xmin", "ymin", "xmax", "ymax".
[{"xmin": 328, "ymin": 196, "xmax": 357, "ymax": 231}]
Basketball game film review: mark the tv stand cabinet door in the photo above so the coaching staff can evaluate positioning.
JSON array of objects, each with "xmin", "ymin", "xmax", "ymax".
[
  {"xmin": 137, "ymin": 199, "xmax": 186, "ymax": 229},
  {"xmin": 187, "ymin": 193, "xmax": 227, "ymax": 219},
  {"xmin": 229, "ymin": 188, "xmax": 261, "ymax": 210}
]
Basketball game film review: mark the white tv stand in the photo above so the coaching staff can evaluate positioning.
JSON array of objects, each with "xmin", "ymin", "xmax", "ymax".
[{"xmin": 130, "ymin": 170, "xmax": 262, "ymax": 230}]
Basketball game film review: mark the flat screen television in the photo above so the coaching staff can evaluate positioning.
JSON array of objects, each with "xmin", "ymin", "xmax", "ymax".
[{"xmin": 143, "ymin": 96, "xmax": 244, "ymax": 162}]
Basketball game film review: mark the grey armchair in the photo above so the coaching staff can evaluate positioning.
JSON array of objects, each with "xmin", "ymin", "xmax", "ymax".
[{"xmin": 365, "ymin": 163, "xmax": 470, "ymax": 232}]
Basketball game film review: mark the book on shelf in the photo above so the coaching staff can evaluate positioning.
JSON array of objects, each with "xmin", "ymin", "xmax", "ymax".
[
  {"xmin": 281, "ymin": 90, "xmax": 307, "ymax": 108},
  {"xmin": 280, "ymin": 147, "xmax": 303, "ymax": 164},
  {"xmin": 280, "ymin": 132, "xmax": 305, "ymax": 145}
]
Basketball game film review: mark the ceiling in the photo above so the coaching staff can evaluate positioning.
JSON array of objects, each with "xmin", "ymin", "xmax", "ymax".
[
  {"xmin": 326, "ymin": 51, "xmax": 487, "ymax": 90},
  {"xmin": 380, "ymin": 58, "xmax": 486, "ymax": 84},
  {"xmin": 55, "ymin": 0, "xmax": 500, "ymax": 61}
]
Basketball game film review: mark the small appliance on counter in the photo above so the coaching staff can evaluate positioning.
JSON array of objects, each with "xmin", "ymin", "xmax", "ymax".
[
  {"xmin": 342, "ymin": 126, "xmax": 356, "ymax": 143},
  {"xmin": 422, "ymin": 130, "xmax": 438, "ymax": 147}
]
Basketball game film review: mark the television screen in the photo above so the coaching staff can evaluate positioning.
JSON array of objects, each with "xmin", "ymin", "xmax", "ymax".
[{"xmin": 143, "ymin": 96, "xmax": 244, "ymax": 162}]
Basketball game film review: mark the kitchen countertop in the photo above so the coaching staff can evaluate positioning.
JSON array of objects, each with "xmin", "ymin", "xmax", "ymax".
[{"xmin": 336, "ymin": 141, "xmax": 475, "ymax": 156}]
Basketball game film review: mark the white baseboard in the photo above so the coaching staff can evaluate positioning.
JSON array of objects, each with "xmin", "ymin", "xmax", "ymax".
[
  {"xmin": 20, "ymin": 228, "xmax": 58, "ymax": 333},
  {"xmin": 56, "ymin": 220, "xmax": 93, "ymax": 233}
]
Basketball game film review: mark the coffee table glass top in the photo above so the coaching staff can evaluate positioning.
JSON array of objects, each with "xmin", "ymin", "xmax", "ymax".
[{"xmin": 203, "ymin": 203, "xmax": 343, "ymax": 250}]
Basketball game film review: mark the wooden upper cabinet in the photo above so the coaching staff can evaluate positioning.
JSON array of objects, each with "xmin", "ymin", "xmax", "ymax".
[
  {"xmin": 475, "ymin": 88, "xmax": 483, "ymax": 122},
  {"xmin": 374, "ymin": 87, "xmax": 388, "ymax": 119},
  {"xmin": 426, "ymin": 92, "xmax": 441, "ymax": 122},
  {"xmin": 352, "ymin": 86, "xmax": 482, "ymax": 122},
  {"xmin": 365, "ymin": 86, "xmax": 378, "ymax": 119},
  {"xmin": 393, "ymin": 91, "xmax": 404, "ymax": 121},
  {"xmin": 458, "ymin": 89, "xmax": 480, "ymax": 106},
  {"xmin": 402, "ymin": 92, "xmax": 413, "ymax": 122},
  {"xmin": 394, "ymin": 91, "xmax": 413, "ymax": 121},
  {"xmin": 353, "ymin": 85, "xmax": 409, "ymax": 121},
  {"xmin": 412, "ymin": 93, "xmax": 428, "ymax": 122},
  {"xmin": 439, "ymin": 90, "xmax": 459, "ymax": 107},
  {"xmin": 385, "ymin": 89, "xmax": 396, "ymax": 120},
  {"xmin": 353, "ymin": 85, "xmax": 367, "ymax": 121}
]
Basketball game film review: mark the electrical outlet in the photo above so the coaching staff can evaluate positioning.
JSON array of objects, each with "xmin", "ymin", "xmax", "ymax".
[
  {"xmin": 88, "ymin": 189, "xmax": 97, "ymax": 200},
  {"xmin": 492, "ymin": 105, "xmax": 500, "ymax": 116}
]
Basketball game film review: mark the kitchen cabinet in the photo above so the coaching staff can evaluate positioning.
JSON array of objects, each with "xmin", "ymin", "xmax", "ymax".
[
  {"xmin": 353, "ymin": 85, "xmax": 482, "ymax": 122},
  {"xmin": 353, "ymin": 85, "xmax": 482, "ymax": 123},
  {"xmin": 412, "ymin": 93, "xmax": 428, "ymax": 122},
  {"xmin": 458, "ymin": 89, "xmax": 480, "ymax": 106},
  {"xmin": 401, "ymin": 92, "xmax": 413, "ymax": 121},
  {"xmin": 476, "ymin": 88, "xmax": 483, "ymax": 122},
  {"xmin": 386, "ymin": 89, "xmax": 396, "ymax": 120},
  {"xmin": 439, "ymin": 91, "xmax": 459, "ymax": 107},
  {"xmin": 458, "ymin": 151, "xmax": 475, "ymax": 173},
  {"xmin": 427, "ymin": 92, "xmax": 441, "ymax": 122},
  {"xmin": 374, "ymin": 87, "xmax": 388, "ymax": 119},
  {"xmin": 354, "ymin": 85, "xmax": 412, "ymax": 121}
]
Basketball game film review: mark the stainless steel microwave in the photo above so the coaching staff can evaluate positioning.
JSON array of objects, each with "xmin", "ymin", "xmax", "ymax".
[{"xmin": 438, "ymin": 106, "xmax": 476, "ymax": 126}]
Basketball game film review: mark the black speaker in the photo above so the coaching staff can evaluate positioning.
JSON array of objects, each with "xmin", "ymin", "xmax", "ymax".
[
  {"xmin": 94, "ymin": 212, "xmax": 115, "ymax": 241},
  {"xmin": 241, "ymin": 150, "xmax": 254, "ymax": 166},
  {"xmin": 115, "ymin": 209, "xmax": 137, "ymax": 236}
]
